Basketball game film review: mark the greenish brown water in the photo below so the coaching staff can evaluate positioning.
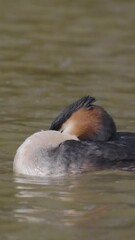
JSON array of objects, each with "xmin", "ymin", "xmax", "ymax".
[{"xmin": 0, "ymin": 0, "xmax": 135, "ymax": 239}]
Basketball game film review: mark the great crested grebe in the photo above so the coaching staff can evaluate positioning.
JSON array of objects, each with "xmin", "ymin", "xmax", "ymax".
[{"xmin": 13, "ymin": 96, "xmax": 135, "ymax": 176}]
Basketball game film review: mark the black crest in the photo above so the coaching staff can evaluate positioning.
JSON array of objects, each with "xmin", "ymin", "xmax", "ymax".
[{"xmin": 49, "ymin": 96, "xmax": 96, "ymax": 131}]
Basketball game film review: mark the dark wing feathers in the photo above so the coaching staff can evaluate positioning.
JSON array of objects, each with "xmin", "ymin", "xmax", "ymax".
[{"xmin": 58, "ymin": 139, "xmax": 135, "ymax": 170}]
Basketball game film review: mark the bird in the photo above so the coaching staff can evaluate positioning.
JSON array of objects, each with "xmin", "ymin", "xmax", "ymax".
[{"xmin": 13, "ymin": 96, "xmax": 135, "ymax": 177}]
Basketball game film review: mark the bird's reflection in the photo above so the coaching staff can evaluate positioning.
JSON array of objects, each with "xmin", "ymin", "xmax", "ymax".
[
  {"xmin": 14, "ymin": 175, "xmax": 80, "ymax": 225},
  {"xmin": 13, "ymin": 174, "xmax": 113, "ymax": 227}
]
